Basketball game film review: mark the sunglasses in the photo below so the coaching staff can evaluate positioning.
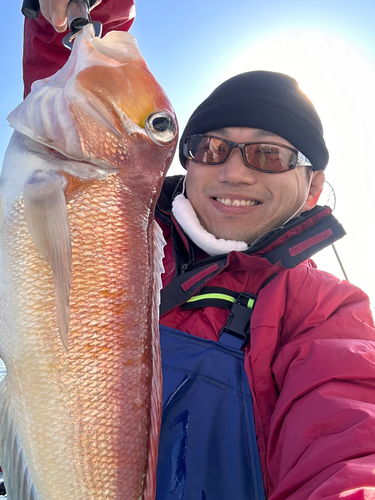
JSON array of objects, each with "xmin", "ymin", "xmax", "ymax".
[{"xmin": 183, "ymin": 134, "xmax": 312, "ymax": 173}]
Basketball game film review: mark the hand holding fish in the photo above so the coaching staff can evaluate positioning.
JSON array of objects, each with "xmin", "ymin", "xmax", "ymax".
[{"xmin": 39, "ymin": 0, "xmax": 102, "ymax": 31}]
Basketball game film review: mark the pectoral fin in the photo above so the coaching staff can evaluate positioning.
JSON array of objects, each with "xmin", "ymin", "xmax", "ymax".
[{"xmin": 23, "ymin": 170, "xmax": 72, "ymax": 351}]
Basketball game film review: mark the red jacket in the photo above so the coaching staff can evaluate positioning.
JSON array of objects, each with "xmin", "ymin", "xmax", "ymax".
[
  {"xmin": 157, "ymin": 176, "xmax": 375, "ymax": 499},
  {"xmin": 23, "ymin": 10, "xmax": 375, "ymax": 499}
]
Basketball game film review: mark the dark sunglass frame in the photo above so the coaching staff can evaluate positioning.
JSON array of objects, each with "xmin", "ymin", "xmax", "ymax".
[{"xmin": 183, "ymin": 134, "xmax": 310, "ymax": 173}]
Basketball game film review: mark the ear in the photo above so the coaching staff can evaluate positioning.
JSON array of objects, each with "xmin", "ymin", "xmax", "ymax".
[{"xmin": 303, "ymin": 170, "xmax": 325, "ymax": 211}]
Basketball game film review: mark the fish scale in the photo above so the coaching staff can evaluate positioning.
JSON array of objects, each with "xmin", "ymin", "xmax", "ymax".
[
  {"xmin": 0, "ymin": 26, "xmax": 177, "ymax": 500},
  {"xmin": 60, "ymin": 177, "xmax": 154, "ymax": 498}
]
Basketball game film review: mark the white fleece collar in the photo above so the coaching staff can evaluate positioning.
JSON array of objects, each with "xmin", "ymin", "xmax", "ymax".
[{"xmin": 172, "ymin": 192, "xmax": 248, "ymax": 256}]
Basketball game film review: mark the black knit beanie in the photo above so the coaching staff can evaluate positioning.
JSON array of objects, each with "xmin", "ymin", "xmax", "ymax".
[{"xmin": 179, "ymin": 71, "xmax": 328, "ymax": 170}]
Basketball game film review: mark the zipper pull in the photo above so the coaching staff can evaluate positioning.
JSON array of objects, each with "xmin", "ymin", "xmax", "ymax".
[{"xmin": 180, "ymin": 263, "xmax": 190, "ymax": 274}]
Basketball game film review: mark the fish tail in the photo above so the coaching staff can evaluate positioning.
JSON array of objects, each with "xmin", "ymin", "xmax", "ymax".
[{"xmin": 0, "ymin": 377, "xmax": 38, "ymax": 500}]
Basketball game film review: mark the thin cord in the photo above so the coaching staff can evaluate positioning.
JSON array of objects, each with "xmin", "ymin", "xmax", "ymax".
[
  {"xmin": 324, "ymin": 181, "xmax": 348, "ymax": 281},
  {"xmin": 282, "ymin": 169, "xmax": 314, "ymax": 226},
  {"xmin": 332, "ymin": 244, "xmax": 349, "ymax": 281},
  {"xmin": 322, "ymin": 180, "xmax": 336, "ymax": 211}
]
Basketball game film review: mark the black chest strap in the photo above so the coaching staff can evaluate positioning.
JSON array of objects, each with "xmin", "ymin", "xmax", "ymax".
[
  {"xmin": 160, "ymin": 261, "xmax": 227, "ymax": 316},
  {"xmin": 181, "ymin": 274, "xmax": 279, "ymax": 349}
]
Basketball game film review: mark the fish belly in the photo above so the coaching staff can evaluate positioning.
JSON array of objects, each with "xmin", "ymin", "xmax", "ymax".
[{"xmin": 0, "ymin": 172, "xmax": 162, "ymax": 500}]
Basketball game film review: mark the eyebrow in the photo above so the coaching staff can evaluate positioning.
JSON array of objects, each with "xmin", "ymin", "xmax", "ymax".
[
  {"xmin": 212, "ymin": 128, "xmax": 279, "ymax": 139},
  {"xmin": 252, "ymin": 129, "xmax": 279, "ymax": 138}
]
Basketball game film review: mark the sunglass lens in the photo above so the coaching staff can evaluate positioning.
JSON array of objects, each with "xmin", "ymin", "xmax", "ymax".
[
  {"xmin": 244, "ymin": 144, "xmax": 294, "ymax": 172},
  {"xmin": 188, "ymin": 136, "xmax": 230, "ymax": 164}
]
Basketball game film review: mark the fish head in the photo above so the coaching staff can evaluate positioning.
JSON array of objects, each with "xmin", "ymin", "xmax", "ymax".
[
  {"xmin": 7, "ymin": 25, "xmax": 178, "ymax": 204},
  {"xmin": 66, "ymin": 26, "xmax": 178, "ymax": 199}
]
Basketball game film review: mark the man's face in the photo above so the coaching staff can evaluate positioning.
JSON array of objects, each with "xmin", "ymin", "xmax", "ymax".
[{"xmin": 185, "ymin": 127, "xmax": 324, "ymax": 245}]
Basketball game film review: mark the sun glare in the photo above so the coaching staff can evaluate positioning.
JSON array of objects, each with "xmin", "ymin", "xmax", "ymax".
[{"xmin": 220, "ymin": 31, "xmax": 375, "ymax": 191}]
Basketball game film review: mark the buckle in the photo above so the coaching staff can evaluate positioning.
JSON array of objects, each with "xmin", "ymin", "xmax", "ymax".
[{"xmin": 219, "ymin": 292, "xmax": 256, "ymax": 347}]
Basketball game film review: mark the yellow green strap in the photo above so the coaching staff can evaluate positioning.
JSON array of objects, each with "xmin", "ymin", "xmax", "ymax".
[{"xmin": 187, "ymin": 293, "xmax": 254, "ymax": 308}]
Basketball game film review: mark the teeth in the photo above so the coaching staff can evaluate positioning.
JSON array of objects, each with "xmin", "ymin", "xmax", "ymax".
[{"xmin": 216, "ymin": 198, "xmax": 259, "ymax": 207}]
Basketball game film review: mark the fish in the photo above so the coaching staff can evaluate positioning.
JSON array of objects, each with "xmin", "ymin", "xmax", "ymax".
[{"xmin": 0, "ymin": 24, "xmax": 178, "ymax": 500}]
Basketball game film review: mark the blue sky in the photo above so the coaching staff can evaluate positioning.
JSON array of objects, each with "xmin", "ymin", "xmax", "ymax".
[{"xmin": 1, "ymin": 0, "xmax": 375, "ymax": 306}]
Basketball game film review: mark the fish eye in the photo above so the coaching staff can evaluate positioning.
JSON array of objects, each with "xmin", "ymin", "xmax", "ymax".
[{"xmin": 145, "ymin": 112, "xmax": 177, "ymax": 146}]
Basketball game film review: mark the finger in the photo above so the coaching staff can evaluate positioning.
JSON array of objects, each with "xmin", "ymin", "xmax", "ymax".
[
  {"xmin": 50, "ymin": 0, "xmax": 69, "ymax": 31},
  {"xmin": 51, "ymin": 11, "xmax": 68, "ymax": 33},
  {"xmin": 39, "ymin": 0, "xmax": 69, "ymax": 32}
]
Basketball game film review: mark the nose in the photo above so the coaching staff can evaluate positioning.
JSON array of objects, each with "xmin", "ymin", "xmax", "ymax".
[{"xmin": 217, "ymin": 146, "xmax": 257, "ymax": 184}]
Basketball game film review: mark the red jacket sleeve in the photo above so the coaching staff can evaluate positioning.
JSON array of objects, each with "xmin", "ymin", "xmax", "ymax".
[
  {"xmin": 23, "ymin": 0, "xmax": 135, "ymax": 97},
  {"xmin": 268, "ymin": 268, "xmax": 375, "ymax": 498}
]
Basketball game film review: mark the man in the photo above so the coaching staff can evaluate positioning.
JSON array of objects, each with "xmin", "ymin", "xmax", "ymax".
[
  {"xmin": 24, "ymin": 3, "xmax": 375, "ymax": 499},
  {"xmin": 156, "ymin": 72, "xmax": 375, "ymax": 499}
]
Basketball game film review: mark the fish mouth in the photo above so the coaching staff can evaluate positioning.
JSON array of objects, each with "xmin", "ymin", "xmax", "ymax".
[{"xmin": 214, "ymin": 197, "xmax": 261, "ymax": 207}]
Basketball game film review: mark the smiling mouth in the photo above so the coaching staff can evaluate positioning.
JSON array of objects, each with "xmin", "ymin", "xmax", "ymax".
[{"xmin": 215, "ymin": 197, "xmax": 260, "ymax": 207}]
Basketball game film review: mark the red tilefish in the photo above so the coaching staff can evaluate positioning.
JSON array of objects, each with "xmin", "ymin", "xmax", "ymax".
[{"xmin": 0, "ymin": 25, "xmax": 178, "ymax": 500}]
